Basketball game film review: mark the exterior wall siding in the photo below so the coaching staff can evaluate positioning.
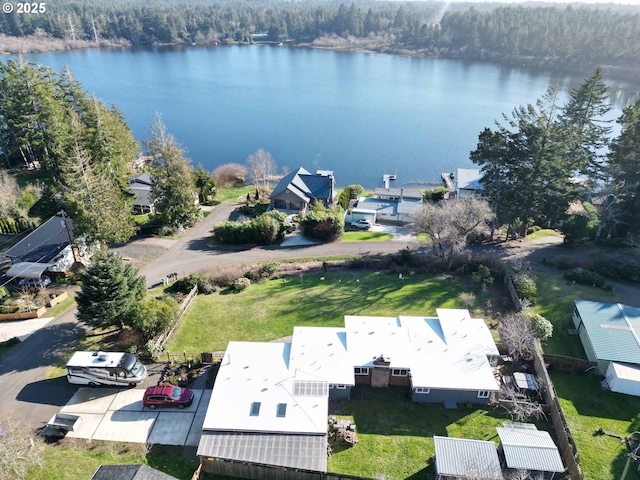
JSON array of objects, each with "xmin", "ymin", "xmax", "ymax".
[
  {"xmin": 389, "ymin": 375, "xmax": 410, "ymax": 387},
  {"xmin": 412, "ymin": 388, "xmax": 491, "ymax": 405},
  {"xmin": 354, "ymin": 373, "xmax": 371, "ymax": 385},
  {"xmin": 329, "ymin": 386, "xmax": 351, "ymax": 399}
]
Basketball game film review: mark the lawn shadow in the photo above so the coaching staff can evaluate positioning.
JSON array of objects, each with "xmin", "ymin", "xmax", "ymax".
[{"xmin": 552, "ymin": 370, "xmax": 640, "ymax": 423}]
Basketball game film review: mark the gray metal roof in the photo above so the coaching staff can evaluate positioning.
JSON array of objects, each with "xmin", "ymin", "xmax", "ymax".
[
  {"xmin": 90, "ymin": 464, "xmax": 178, "ymax": 480},
  {"xmin": 270, "ymin": 167, "xmax": 334, "ymax": 204},
  {"xmin": 434, "ymin": 436, "xmax": 503, "ymax": 479},
  {"xmin": 197, "ymin": 431, "xmax": 327, "ymax": 472},
  {"xmin": 4, "ymin": 215, "xmax": 73, "ymax": 263},
  {"xmin": 574, "ymin": 300, "xmax": 640, "ymax": 364},
  {"xmin": 6, "ymin": 262, "xmax": 53, "ymax": 279},
  {"xmin": 496, "ymin": 425, "xmax": 564, "ymax": 473}
]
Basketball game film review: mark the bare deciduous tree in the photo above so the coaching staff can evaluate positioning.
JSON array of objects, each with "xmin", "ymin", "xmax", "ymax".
[
  {"xmin": 212, "ymin": 163, "xmax": 248, "ymax": 187},
  {"xmin": 501, "ymin": 384, "xmax": 547, "ymax": 423},
  {"xmin": 0, "ymin": 413, "xmax": 45, "ymax": 480},
  {"xmin": 498, "ymin": 313, "xmax": 536, "ymax": 361},
  {"xmin": 0, "ymin": 171, "xmax": 19, "ymax": 220},
  {"xmin": 412, "ymin": 197, "xmax": 494, "ymax": 270},
  {"xmin": 246, "ymin": 148, "xmax": 276, "ymax": 189}
]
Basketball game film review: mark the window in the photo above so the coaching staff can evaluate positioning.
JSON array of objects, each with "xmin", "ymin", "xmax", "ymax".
[
  {"xmin": 336, "ymin": 385, "xmax": 347, "ymax": 390},
  {"xmin": 415, "ymin": 387, "xmax": 430, "ymax": 394},
  {"xmin": 329, "ymin": 384, "xmax": 335, "ymax": 389},
  {"xmin": 250, "ymin": 402, "xmax": 261, "ymax": 416},
  {"xmin": 354, "ymin": 367, "xmax": 369, "ymax": 375},
  {"xmin": 477, "ymin": 390, "xmax": 490, "ymax": 399},
  {"xmin": 392, "ymin": 369, "xmax": 408, "ymax": 377},
  {"xmin": 276, "ymin": 403, "xmax": 287, "ymax": 417}
]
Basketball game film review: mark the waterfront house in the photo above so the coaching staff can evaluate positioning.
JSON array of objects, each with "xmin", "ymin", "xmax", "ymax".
[
  {"xmin": 129, "ymin": 172, "xmax": 156, "ymax": 214},
  {"xmin": 269, "ymin": 167, "xmax": 335, "ymax": 214}
]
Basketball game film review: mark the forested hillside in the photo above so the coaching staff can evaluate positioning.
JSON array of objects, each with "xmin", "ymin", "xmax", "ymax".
[{"xmin": 1, "ymin": 0, "xmax": 639, "ymax": 76}]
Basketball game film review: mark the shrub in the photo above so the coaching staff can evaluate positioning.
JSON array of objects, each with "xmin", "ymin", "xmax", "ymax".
[
  {"xmin": 214, "ymin": 211, "xmax": 288, "ymax": 245},
  {"xmin": 471, "ymin": 264, "xmax": 494, "ymax": 286},
  {"xmin": 519, "ymin": 311, "xmax": 553, "ymax": 341},
  {"xmin": 512, "ymin": 273, "xmax": 537, "ymax": 304},
  {"xmin": 300, "ymin": 209, "xmax": 343, "ymax": 242},
  {"xmin": 0, "ymin": 286, "xmax": 9, "ymax": 303},
  {"xmin": 173, "ymin": 272, "xmax": 214, "ymax": 294},
  {"xmin": 259, "ymin": 261, "xmax": 280, "ymax": 278},
  {"xmin": 564, "ymin": 267, "xmax": 606, "ymax": 288},
  {"xmin": 132, "ymin": 296, "xmax": 180, "ymax": 342},
  {"xmin": 233, "ymin": 277, "xmax": 251, "ymax": 291}
]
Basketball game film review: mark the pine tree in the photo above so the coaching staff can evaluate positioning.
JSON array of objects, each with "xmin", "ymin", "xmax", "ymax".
[
  {"xmin": 145, "ymin": 114, "xmax": 200, "ymax": 230},
  {"xmin": 76, "ymin": 249, "xmax": 146, "ymax": 330}
]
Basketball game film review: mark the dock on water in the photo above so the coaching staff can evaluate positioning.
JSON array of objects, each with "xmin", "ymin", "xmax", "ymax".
[{"xmin": 441, "ymin": 172, "xmax": 456, "ymax": 198}]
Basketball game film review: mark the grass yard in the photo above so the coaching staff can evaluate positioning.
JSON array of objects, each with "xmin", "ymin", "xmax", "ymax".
[
  {"xmin": 166, "ymin": 272, "xmax": 467, "ymax": 353},
  {"xmin": 215, "ymin": 185, "xmax": 255, "ymax": 203},
  {"xmin": 526, "ymin": 229, "xmax": 560, "ymax": 241},
  {"xmin": 26, "ymin": 441, "xmax": 197, "ymax": 480},
  {"xmin": 327, "ymin": 386, "xmax": 515, "ymax": 479},
  {"xmin": 341, "ymin": 231, "xmax": 393, "ymax": 242},
  {"xmin": 534, "ymin": 271, "xmax": 620, "ymax": 357},
  {"xmin": 552, "ymin": 370, "xmax": 640, "ymax": 480}
]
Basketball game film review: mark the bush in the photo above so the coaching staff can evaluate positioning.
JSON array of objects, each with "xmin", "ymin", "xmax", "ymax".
[
  {"xmin": 233, "ymin": 277, "xmax": 251, "ymax": 291},
  {"xmin": 214, "ymin": 211, "xmax": 288, "ymax": 245},
  {"xmin": 0, "ymin": 286, "xmax": 9, "ymax": 303},
  {"xmin": 564, "ymin": 267, "xmax": 607, "ymax": 288},
  {"xmin": 173, "ymin": 272, "xmax": 214, "ymax": 294},
  {"xmin": 132, "ymin": 296, "xmax": 180, "ymax": 342},
  {"xmin": 471, "ymin": 264, "xmax": 494, "ymax": 286},
  {"xmin": 512, "ymin": 274, "xmax": 537, "ymax": 304},
  {"xmin": 299, "ymin": 208, "xmax": 343, "ymax": 242},
  {"xmin": 519, "ymin": 311, "xmax": 553, "ymax": 341}
]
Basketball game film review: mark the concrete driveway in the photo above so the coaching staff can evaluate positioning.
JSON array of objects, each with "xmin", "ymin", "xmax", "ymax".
[{"xmin": 58, "ymin": 387, "xmax": 210, "ymax": 446}]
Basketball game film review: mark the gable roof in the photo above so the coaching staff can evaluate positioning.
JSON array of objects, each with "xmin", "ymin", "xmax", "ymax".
[
  {"xmin": 497, "ymin": 424, "xmax": 564, "ymax": 473},
  {"xmin": 90, "ymin": 464, "xmax": 178, "ymax": 480},
  {"xmin": 5, "ymin": 215, "xmax": 73, "ymax": 263},
  {"xmin": 456, "ymin": 168, "xmax": 484, "ymax": 192},
  {"xmin": 574, "ymin": 300, "xmax": 640, "ymax": 364},
  {"xmin": 130, "ymin": 172, "xmax": 153, "ymax": 186},
  {"xmin": 434, "ymin": 436, "xmax": 503, "ymax": 479},
  {"xmin": 270, "ymin": 167, "xmax": 333, "ymax": 204},
  {"xmin": 373, "ymin": 187, "xmax": 422, "ymax": 199},
  {"xmin": 345, "ymin": 311, "xmax": 499, "ymax": 392}
]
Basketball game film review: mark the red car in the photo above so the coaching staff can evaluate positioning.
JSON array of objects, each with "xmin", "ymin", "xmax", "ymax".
[{"xmin": 143, "ymin": 386, "xmax": 194, "ymax": 409}]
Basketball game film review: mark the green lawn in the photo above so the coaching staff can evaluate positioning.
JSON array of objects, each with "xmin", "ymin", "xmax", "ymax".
[
  {"xmin": 534, "ymin": 271, "xmax": 620, "ymax": 357},
  {"xmin": 327, "ymin": 386, "xmax": 513, "ymax": 479},
  {"xmin": 552, "ymin": 370, "xmax": 640, "ymax": 480},
  {"xmin": 341, "ymin": 231, "xmax": 393, "ymax": 242},
  {"xmin": 215, "ymin": 185, "xmax": 255, "ymax": 203},
  {"xmin": 526, "ymin": 228, "xmax": 560, "ymax": 240},
  {"xmin": 27, "ymin": 442, "xmax": 197, "ymax": 480},
  {"xmin": 166, "ymin": 272, "xmax": 466, "ymax": 353}
]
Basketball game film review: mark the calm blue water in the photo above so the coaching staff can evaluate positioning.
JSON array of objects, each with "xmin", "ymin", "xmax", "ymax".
[{"xmin": 22, "ymin": 45, "xmax": 638, "ymax": 188}]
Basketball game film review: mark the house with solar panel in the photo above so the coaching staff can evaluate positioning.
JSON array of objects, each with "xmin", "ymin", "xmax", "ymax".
[
  {"xmin": 572, "ymin": 300, "xmax": 640, "ymax": 397},
  {"xmin": 269, "ymin": 167, "xmax": 335, "ymax": 214},
  {"xmin": 197, "ymin": 309, "xmax": 500, "ymax": 477},
  {"xmin": 5, "ymin": 214, "xmax": 75, "ymax": 282}
]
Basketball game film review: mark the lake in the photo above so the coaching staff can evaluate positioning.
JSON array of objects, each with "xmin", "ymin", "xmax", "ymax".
[{"xmin": 22, "ymin": 45, "xmax": 640, "ymax": 189}]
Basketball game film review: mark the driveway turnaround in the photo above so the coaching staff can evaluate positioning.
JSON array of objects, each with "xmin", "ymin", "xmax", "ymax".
[{"xmin": 59, "ymin": 387, "xmax": 210, "ymax": 446}]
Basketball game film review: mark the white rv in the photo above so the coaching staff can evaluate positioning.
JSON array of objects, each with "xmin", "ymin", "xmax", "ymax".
[{"xmin": 66, "ymin": 351, "xmax": 147, "ymax": 387}]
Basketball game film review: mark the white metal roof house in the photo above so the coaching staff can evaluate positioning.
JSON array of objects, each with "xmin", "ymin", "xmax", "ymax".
[
  {"xmin": 572, "ymin": 300, "xmax": 640, "ymax": 393},
  {"xmin": 434, "ymin": 436, "xmax": 503, "ymax": 480},
  {"xmin": 347, "ymin": 187, "xmax": 423, "ymax": 223},
  {"xmin": 456, "ymin": 168, "xmax": 485, "ymax": 198},
  {"xmin": 269, "ymin": 167, "xmax": 335, "ymax": 214},
  {"xmin": 197, "ymin": 309, "xmax": 500, "ymax": 478},
  {"xmin": 496, "ymin": 423, "xmax": 564, "ymax": 479}
]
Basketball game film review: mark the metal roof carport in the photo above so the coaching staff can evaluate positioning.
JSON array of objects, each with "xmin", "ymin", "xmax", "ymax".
[
  {"xmin": 6, "ymin": 262, "xmax": 53, "ymax": 279},
  {"xmin": 197, "ymin": 431, "xmax": 327, "ymax": 475}
]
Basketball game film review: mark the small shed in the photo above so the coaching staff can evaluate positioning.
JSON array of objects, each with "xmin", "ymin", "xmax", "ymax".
[
  {"xmin": 90, "ymin": 464, "xmax": 178, "ymax": 480},
  {"xmin": 497, "ymin": 424, "xmax": 564, "ymax": 479},
  {"xmin": 434, "ymin": 436, "xmax": 503, "ymax": 479},
  {"xmin": 605, "ymin": 362, "xmax": 640, "ymax": 397}
]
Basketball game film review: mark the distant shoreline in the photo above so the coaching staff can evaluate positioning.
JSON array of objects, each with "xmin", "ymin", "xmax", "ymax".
[{"xmin": 2, "ymin": 34, "xmax": 639, "ymax": 84}]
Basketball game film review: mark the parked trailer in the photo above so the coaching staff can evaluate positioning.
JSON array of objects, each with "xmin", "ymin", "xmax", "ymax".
[
  {"xmin": 66, "ymin": 351, "xmax": 146, "ymax": 387},
  {"xmin": 43, "ymin": 413, "xmax": 81, "ymax": 438}
]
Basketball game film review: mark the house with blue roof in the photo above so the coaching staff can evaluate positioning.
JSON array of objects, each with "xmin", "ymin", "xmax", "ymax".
[
  {"xmin": 573, "ymin": 300, "xmax": 640, "ymax": 396},
  {"xmin": 269, "ymin": 167, "xmax": 335, "ymax": 214}
]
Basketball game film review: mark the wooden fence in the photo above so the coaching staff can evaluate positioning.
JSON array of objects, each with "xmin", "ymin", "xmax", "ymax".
[
  {"xmin": 150, "ymin": 285, "xmax": 198, "ymax": 354},
  {"xmin": 533, "ymin": 344, "xmax": 584, "ymax": 479},
  {"xmin": 504, "ymin": 275, "xmax": 523, "ymax": 312},
  {"xmin": 0, "ymin": 306, "xmax": 47, "ymax": 321},
  {"xmin": 543, "ymin": 354, "xmax": 597, "ymax": 373},
  {"xmin": 201, "ymin": 459, "xmax": 372, "ymax": 480}
]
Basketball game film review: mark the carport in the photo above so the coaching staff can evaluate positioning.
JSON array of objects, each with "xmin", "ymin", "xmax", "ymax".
[
  {"xmin": 6, "ymin": 262, "xmax": 53, "ymax": 279},
  {"xmin": 58, "ymin": 387, "xmax": 210, "ymax": 446}
]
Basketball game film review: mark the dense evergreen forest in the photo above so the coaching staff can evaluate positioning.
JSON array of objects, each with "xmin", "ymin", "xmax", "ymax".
[{"xmin": 1, "ymin": 0, "xmax": 639, "ymax": 76}]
